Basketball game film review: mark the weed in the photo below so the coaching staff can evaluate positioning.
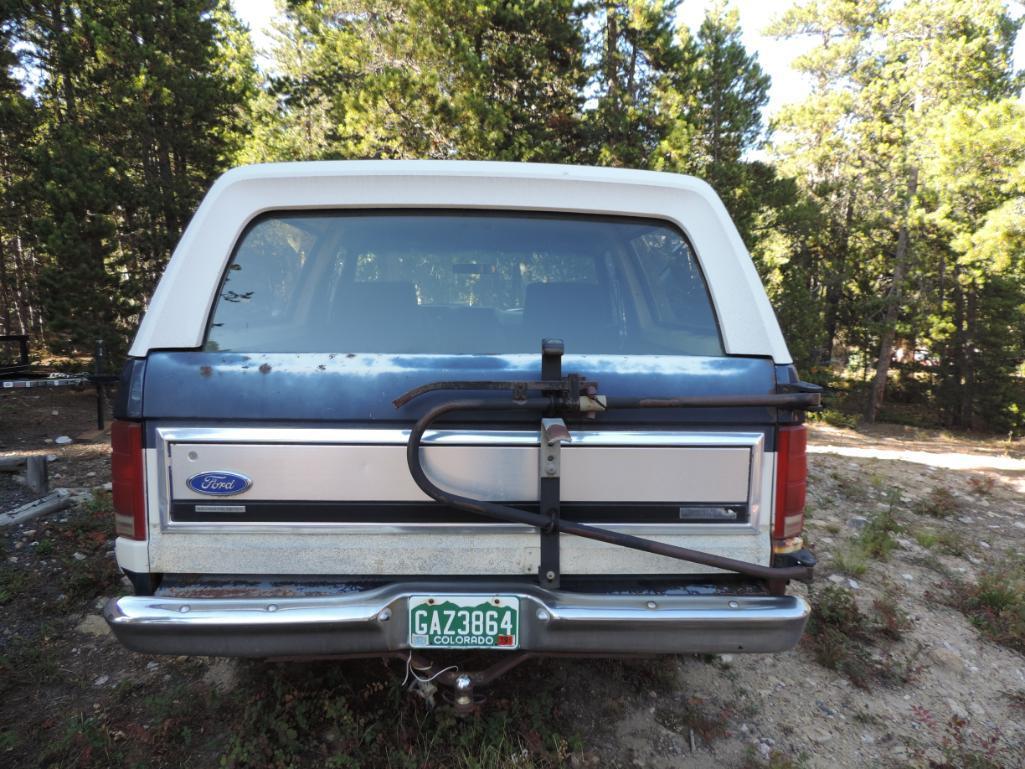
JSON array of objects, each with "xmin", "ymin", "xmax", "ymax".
[
  {"xmin": 86, "ymin": 488, "xmax": 114, "ymax": 514},
  {"xmin": 810, "ymin": 408, "xmax": 860, "ymax": 429},
  {"xmin": 737, "ymin": 746, "xmax": 808, "ymax": 769},
  {"xmin": 913, "ymin": 487, "xmax": 961, "ymax": 518},
  {"xmin": 654, "ymin": 695, "xmax": 731, "ymax": 747},
  {"xmin": 860, "ymin": 509, "xmax": 900, "ymax": 560},
  {"xmin": 910, "ymin": 708, "xmax": 1010, "ymax": 769},
  {"xmin": 805, "ymin": 585, "xmax": 919, "ymax": 689},
  {"xmin": 804, "ymin": 586, "xmax": 876, "ymax": 688},
  {"xmin": 0, "ymin": 564, "xmax": 28, "ymax": 604},
  {"xmin": 914, "ymin": 528, "xmax": 939, "ymax": 549},
  {"xmin": 35, "ymin": 538, "xmax": 54, "ymax": 556},
  {"xmin": 967, "ymin": 475, "xmax": 996, "ymax": 496},
  {"xmin": 832, "ymin": 473, "xmax": 870, "ymax": 501},
  {"xmin": 832, "ymin": 510, "xmax": 900, "ymax": 576},
  {"xmin": 873, "ymin": 594, "xmax": 911, "ymax": 641},
  {"xmin": 1003, "ymin": 690, "xmax": 1025, "ymax": 713},
  {"xmin": 935, "ymin": 530, "xmax": 969, "ymax": 557},
  {"xmin": 878, "ymin": 641, "xmax": 926, "ymax": 686},
  {"xmin": 832, "ymin": 546, "xmax": 868, "ymax": 577},
  {"xmin": 946, "ymin": 556, "xmax": 1025, "ymax": 655}
]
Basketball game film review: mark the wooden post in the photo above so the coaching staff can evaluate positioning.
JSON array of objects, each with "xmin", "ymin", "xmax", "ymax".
[{"xmin": 26, "ymin": 455, "xmax": 48, "ymax": 495}]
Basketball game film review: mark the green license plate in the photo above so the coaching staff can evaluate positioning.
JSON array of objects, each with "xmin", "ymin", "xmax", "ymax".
[{"xmin": 408, "ymin": 595, "xmax": 520, "ymax": 650}]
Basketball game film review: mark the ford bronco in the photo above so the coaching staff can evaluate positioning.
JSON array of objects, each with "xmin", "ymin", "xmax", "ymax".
[{"xmin": 104, "ymin": 161, "xmax": 818, "ymax": 701}]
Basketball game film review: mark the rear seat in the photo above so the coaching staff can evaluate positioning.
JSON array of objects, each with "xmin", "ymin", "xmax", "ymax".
[
  {"xmin": 333, "ymin": 281, "xmax": 421, "ymax": 351},
  {"xmin": 522, "ymin": 282, "xmax": 614, "ymax": 352}
]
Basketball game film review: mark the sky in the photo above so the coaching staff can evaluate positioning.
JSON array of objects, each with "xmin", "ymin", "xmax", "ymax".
[{"xmin": 233, "ymin": 0, "xmax": 1025, "ymax": 118}]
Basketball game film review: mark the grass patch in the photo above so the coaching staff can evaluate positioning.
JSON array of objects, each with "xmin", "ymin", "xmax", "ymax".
[
  {"xmin": 0, "ymin": 564, "xmax": 29, "ymax": 604},
  {"xmin": 831, "ymin": 509, "xmax": 901, "ymax": 577},
  {"xmin": 913, "ymin": 487, "xmax": 961, "ymax": 518},
  {"xmin": 809, "ymin": 408, "xmax": 859, "ymax": 429},
  {"xmin": 218, "ymin": 658, "xmax": 598, "ymax": 769},
  {"xmin": 804, "ymin": 585, "xmax": 920, "ymax": 689},
  {"xmin": 946, "ymin": 556, "xmax": 1025, "ymax": 655}
]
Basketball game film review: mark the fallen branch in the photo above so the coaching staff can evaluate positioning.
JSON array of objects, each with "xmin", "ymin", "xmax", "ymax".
[
  {"xmin": 0, "ymin": 489, "xmax": 73, "ymax": 528},
  {"xmin": 0, "ymin": 454, "xmax": 57, "ymax": 472}
]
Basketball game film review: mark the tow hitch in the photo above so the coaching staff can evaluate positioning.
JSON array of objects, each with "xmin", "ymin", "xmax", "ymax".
[{"xmin": 394, "ymin": 339, "xmax": 821, "ymax": 587}]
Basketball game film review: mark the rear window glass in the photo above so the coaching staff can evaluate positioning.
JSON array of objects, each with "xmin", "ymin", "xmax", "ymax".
[{"xmin": 204, "ymin": 211, "xmax": 722, "ymax": 356}]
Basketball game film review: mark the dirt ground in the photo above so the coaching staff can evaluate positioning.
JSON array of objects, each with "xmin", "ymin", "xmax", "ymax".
[{"xmin": 2, "ymin": 387, "xmax": 1025, "ymax": 768}]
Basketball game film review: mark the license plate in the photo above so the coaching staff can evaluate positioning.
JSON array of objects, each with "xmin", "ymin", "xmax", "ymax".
[{"xmin": 408, "ymin": 595, "xmax": 519, "ymax": 650}]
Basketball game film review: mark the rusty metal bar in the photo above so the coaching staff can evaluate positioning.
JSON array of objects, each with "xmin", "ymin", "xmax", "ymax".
[{"xmin": 402, "ymin": 397, "xmax": 813, "ymax": 581}]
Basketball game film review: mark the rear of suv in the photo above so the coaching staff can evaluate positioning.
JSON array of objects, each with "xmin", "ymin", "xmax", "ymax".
[{"xmin": 104, "ymin": 161, "xmax": 817, "ymax": 694}]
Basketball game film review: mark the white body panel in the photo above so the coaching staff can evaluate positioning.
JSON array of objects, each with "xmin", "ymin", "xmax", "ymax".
[{"xmin": 129, "ymin": 161, "xmax": 790, "ymax": 363}]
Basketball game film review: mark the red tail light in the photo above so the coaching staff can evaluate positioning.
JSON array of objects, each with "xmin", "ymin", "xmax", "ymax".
[
  {"xmin": 774, "ymin": 424, "xmax": 807, "ymax": 543},
  {"xmin": 111, "ymin": 420, "xmax": 146, "ymax": 540}
]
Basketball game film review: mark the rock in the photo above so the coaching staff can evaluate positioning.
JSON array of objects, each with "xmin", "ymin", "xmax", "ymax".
[
  {"xmin": 828, "ymin": 574, "xmax": 846, "ymax": 585},
  {"xmin": 146, "ymin": 661, "xmax": 160, "ymax": 672},
  {"xmin": 72, "ymin": 552, "xmax": 86, "ymax": 561},
  {"xmin": 979, "ymin": 541, "xmax": 991, "ymax": 549},
  {"xmin": 847, "ymin": 578, "xmax": 860, "ymax": 589},
  {"xmin": 930, "ymin": 647, "xmax": 963, "ymax": 670},
  {"xmin": 719, "ymin": 654, "xmax": 734, "ymax": 664},
  {"xmin": 946, "ymin": 698, "xmax": 968, "ymax": 719},
  {"xmin": 93, "ymin": 674, "xmax": 110, "ymax": 687},
  {"xmin": 847, "ymin": 516, "xmax": 870, "ymax": 530},
  {"xmin": 901, "ymin": 573, "xmax": 914, "ymax": 581},
  {"xmin": 1014, "ymin": 522, "xmax": 1025, "ymax": 530},
  {"xmin": 102, "ymin": 482, "xmax": 113, "ymax": 492},
  {"xmin": 969, "ymin": 702, "xmax": 985, "ymax": 717},
  {"xmin": 201, "ymin": 658, "xmax": 239, "ymax": 693},
  {"xmin": 76, "ymin": 614, "xmax": 111, "ymax": 637},
  {"xmin": 808, "ymin": 727, "xmax": 834, "ymax": 744},
  {"xmin": 54, "ymin": 435, "xmax": 72, "ymax": 445}
]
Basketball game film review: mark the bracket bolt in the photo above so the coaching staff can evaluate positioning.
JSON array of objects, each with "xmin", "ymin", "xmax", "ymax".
[
  {"xmin": 378, "ymin": 608, "xmax": 392, "ymax": 622},
  {"xmin": 545, "ymin": 570, "xmax": 556, "ymax": 582},
  {"xmin": 536, "ymin": 609, "xmax": 550, "ymax": 622}
]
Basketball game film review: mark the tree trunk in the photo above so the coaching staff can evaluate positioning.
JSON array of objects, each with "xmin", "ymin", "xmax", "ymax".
[
  {"xmin": 865, "ymin": 167, "xmax": 918, "ymax": 422},
  {"xmin": 960, "ymin": 279, "xmax": 978, "ymax": 428},
  {"xmin": 821, "ymin": 190, "xmax": 856, "ymax": 363}
]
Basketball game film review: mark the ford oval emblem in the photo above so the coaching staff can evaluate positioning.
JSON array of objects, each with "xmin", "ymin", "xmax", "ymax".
[{"xmin": 186, "ymin": 471, "xmax": 252, "ymax": 496}]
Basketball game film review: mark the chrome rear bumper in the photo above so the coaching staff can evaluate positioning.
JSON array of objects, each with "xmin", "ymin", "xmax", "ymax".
[{"xmin": 104, "ymin": 582, "xmax": 810, "ymax": 658}]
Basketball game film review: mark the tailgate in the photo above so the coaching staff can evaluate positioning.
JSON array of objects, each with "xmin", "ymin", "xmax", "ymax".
[{"xmin": 140, "ymin": 351, "xmax": 779, "ymax": 576}]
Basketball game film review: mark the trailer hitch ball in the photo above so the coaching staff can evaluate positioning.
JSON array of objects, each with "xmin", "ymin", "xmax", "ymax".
[{"xmin": 454, "ymin": 674, "xmax": 475, "ymax": 713}]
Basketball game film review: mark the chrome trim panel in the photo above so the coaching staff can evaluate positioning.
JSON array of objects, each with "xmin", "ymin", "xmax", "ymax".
[
  {"xmin": 156, "ymin": 426, "xmax": 767, "ymax": 447},
  {"xmin": 154, "ymin": 427, "xmax": 764, "ymax": 533},
  {"xmin": 104, "ymin": 582, "xmax": 809, "ymax": 656}
]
